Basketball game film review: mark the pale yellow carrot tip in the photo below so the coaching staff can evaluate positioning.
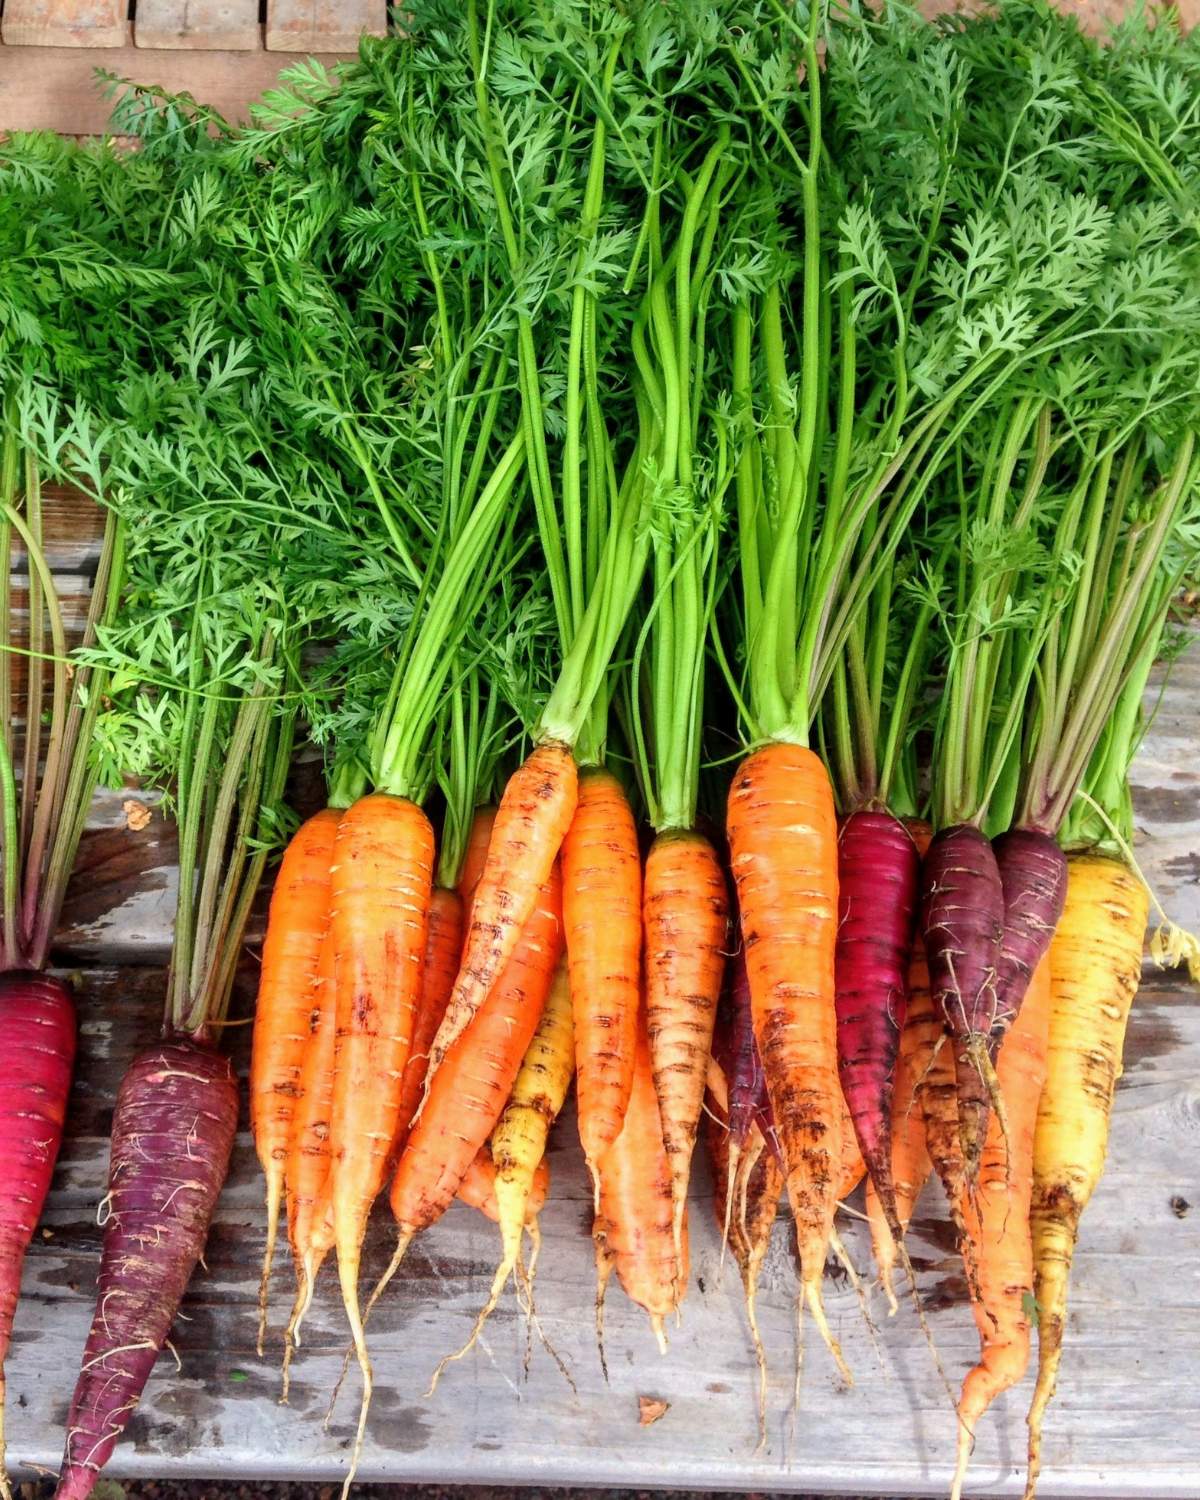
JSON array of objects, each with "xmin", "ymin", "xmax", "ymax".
[
  {"xmin": 830, "ymin": 1229, "xmax": 881, "ymax": 1371},
  {"xmin": 650, "ymin": 1313, "xmax": 669, "ymax": 1355},
  {"xmin": 594, "ymin": 1241, "xmax": 614, "ymax": 1384},
  {"xmin": 804, "ymin": 1279, "xmax": 853, "ymax": 1388},
  {"xmin": 950, "ymin": 1415, "xmax": 974, "ymax": 1500},
  {"xmin": 338, "ymin": 1258, "xmax": 376, "ymax": 1500},
  {"xmin": 741, "ymin": 1266, "xmax": 770, "ymax": 1451},
  {"xmin": 425, "ymin": 1254, "xmax": 515, "ymax": 1398},
  {"xmin": 280, "ymin": 1263, "xmax": 312, "ymax": 1406},
  {"xmin": 257, "ymin": 1181, "xmax": 282, "ymax": 1359},
  {"xmin": 894, "ymin": 1237, "xmax": 955, "ymax": 1409}
]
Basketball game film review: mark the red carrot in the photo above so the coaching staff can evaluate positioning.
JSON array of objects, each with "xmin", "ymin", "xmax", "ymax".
[
  {"xmin": 834, "ymin": 809, "xmax": 920, "ymax": 1230},
  {"xmin": 55, "ymin": 1039, "xmax": 238, "ymax": 1500},
  {"xmin": 990, "ymin": 828, "xmax": 1068, "ymax": 1045},
  {"xmin": 0, "ymin": 973, "xmax": 75, "ymax": 1491}
]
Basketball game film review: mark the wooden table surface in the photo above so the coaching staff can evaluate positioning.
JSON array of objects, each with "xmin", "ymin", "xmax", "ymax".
[{"xmin": 2, "ymin": 495, "xmax": 1198, "ymax": 1494}]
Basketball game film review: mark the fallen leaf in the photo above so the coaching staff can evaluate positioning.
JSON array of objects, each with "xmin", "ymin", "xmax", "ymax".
[
  {"xmin": 637, "ymin": 1394, "xmax": 670, "ymax": 1426},
  {"xmin": 123, "ymin": 799, "xmax": 152, "ymax": 832}
]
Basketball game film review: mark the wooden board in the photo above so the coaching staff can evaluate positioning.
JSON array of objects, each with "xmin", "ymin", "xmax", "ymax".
[
  {"xmin": 133, "ymin": 0, "xmax": 262, "ymax": 50},
  {"xmin": 264, "ymin": 0, "xmax": 386, "ymax": 52},
  {"xmin": 1, "ymin": 0, "xmax": 127, "ymax": 47},
  {"xmin": 3, "ymin": 606, "xmax": 1198, "ymax": 1491},
  {"xmin": 0, "ymin": 44, "xmax": 356, "ymax": 134}
]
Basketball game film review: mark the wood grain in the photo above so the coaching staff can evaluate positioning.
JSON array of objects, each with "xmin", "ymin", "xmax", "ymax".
[
  {"xmin": 133, "ymin": 0, "xmax": 262, "ymax": 50},
  {"xmin": 0, "ymin": 45, "xmax": 356, "ymax": 134},
  {"xmin": 264, "ymin": 0, "xmax": 386, "ymax": 52},
  {"xmin": 1, "ymin": 0, "xmax": 127, "ymax": 46}
]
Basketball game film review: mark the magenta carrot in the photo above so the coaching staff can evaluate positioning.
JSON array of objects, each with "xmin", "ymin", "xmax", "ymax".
[
  {"xmin": 835, "ymin": 809, "xmax": 920, "ymax": 1230},
  {"xmin": 990, "ymin": 829, "xmax": 1068, "ymax": 1045},
  {"xmin": 0, "ymin": 973, "xmax": 75, "ymax": 1489},
  {"xmin": 55, "ymin": 1040, "xmax": 238, "ymax": 1500}
]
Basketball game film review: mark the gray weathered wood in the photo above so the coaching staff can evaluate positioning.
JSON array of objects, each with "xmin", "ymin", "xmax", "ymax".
[{"xmin": 5, "ymin": 644, "xmax": 1197, "ymax": 1494}]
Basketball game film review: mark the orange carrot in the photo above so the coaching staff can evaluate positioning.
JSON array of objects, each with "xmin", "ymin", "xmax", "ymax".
[
  {"xmin": 457, "ymin": 804, "xmax": 498, "ymax": 910},
  {"xmin": 644, "ymin": 828, "xmax": 728, "ymax": 1261},
  {"xmin": 837, "ymin": 1090, "xmax": 866, "ymax": 1201},
  {"xmin": 280, "ymin": 926, "xmax": 337, "ymax": 1397},
  {"xmin": 327, "ymin": 792, "xmax": 434, "ymax": 1463},
  {"xmin": 380, "ymin": 862, "xmax": 564, "ymax": 1272},
  {"xmin": 594, "ymin": 1018, "xmax": 686, "ymax": 1355},
  {"xmin": 867, "ymin": 939, "xmax": 935, "ymax": 1314},
  {"xmin": 726, "ymin": 742, "xmax": 848, "ymax": 1379},
  {"xmin": 457, "ymin": 1147, "xmax": 550, "ymax": 1226},
  {"xmin": 390, "ymin": 886, "xmax": 464, "ymax": 1164},
  {"xmin": 250, "ymin": 807, "xmax": 340, "ymax": 1354},
  {"xmin": 563, "ymin": 768, "xmax": 641, "ymax": 1203},
  {"xmin": 951, "ymin": 953, "xmax": 1051, "ymax": 1500},
  {"xmin": 427, "ymin": 744, "xmax": 577, "ymax": 1079}
]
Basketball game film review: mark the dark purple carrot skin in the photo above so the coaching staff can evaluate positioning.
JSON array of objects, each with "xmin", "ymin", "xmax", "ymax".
[
  {"xmin": 723, "ymin": 943, "xmax": 761, "ymax": 1155},
  {"xmin": 55, "ymin": 1039, "xmax": 237, "ymax": 1500},
  {"xmin": 1, "ymin": 972, "xmax": 75, "ymax": 1474},
  {"xmin": 834, "ymin": 810, "xmax": 920, "ymax": 1224},
  {"xmin": 990, "ymin": 827, "xmax": 1068, "ymax": 1043},
  {"xmin": 919, "ymin": 825, "xmax": 1005, "ymax": 1181}
]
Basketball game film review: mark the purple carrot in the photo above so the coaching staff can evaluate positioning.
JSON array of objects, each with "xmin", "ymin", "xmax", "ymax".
[
  {"xmin": 55, "ymin": 1038, "xmax": 237, "ymax": 1500},
  {"xmin": 0, "ymin": 972, "xmax": 75, "ymax": 1491},
  {"xmin": 723, "ymin": 943, "xmax": 761, "ymax": 1154},
  {"xmin": 990, "ymin": 827, "xmax": 1068, "ymax": 1043},
  {"xmin": 920, "ymin": 824, "xmax": 1006, "ymax": 1183},
  {"xmin": 834, "ymin": 809, "xmax": 920, "ymax": 1234}
]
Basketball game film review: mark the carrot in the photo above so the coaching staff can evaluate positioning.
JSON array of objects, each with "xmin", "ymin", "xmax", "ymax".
[
  {"xmin": 706, "ymin": 1101, "xmax": 784, "ymax": 1443},
  {"xmin": 726, "ymin": 742, "xmax": 849, "ymax": 1380},
  {"xmin": 429, "ymin": 959, "xmax": 573, "ymax": 1389},
  {"xmin": 55, "ymin": 1040, "xmax": 238, "ymax": 1500},
  {"xmin": 250, "ymin": 806, "xmax": 340, "ymax": 1356},
  {"xmin": 457, "ymin": 804, "xmax": 497, "ymax": 909},
  {"xmin": 426, "ymin": 743, "xmax": 577, "ymax": 1081},
  {"xmin": 377, "ymin": 862, "xmax": 563, "ymax": 1278},
  {"xmin": 951, "ymin": 953, "xmax": 1051, "ymax": 1500},
  {"xmin": 563, "ymin": 768, "xmax": 641, "ymax": 1203},
  {"xmin": 327, "ymin": 791, "xmax": 434, "ymax": 1473},
  {"xmin": 1024, "ymin": 854, "xmax": 1148, "ymax": 1500},
  {"xmin": 390, "ymin": 885, "xmax": 464, "ymax": 1164},
  {"xmin": 594, "ymin": 1018, "xmax": 685, "ymax": 1356},
  {"xmin": 0, "ymin": 973, "xmax": 75, "ymax": 1496},
  {"xmin": 280, "ymin": 926, "xmax": 337, "ymax": 1398},
  {"xmin": 834, "ymin": 809, "xmax": 920, "ymax": 1233},
  {"xmin": 866, "ymin": 939, "xmax": 934, "ymax": 1314},
  {"xmin": 456, "ymin": 1147, "xmax": 550, "ymax": 1227},
  {"xmin": 836, "ymin": 1090, "xmax": 866, "ymax": 1201},
  {"xmin": 644, "ymin": 828, "xmax": 728, "ymax": 1262}
]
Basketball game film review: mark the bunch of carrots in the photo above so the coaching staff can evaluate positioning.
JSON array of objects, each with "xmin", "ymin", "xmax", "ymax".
[{"xmin": 1, "ymin": 2, "xmax": 1199, "ymax": 1498}]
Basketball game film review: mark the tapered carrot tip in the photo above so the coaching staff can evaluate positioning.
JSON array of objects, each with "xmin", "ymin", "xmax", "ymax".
[
  {"xmin": 650, "ymin": 1314, "xmax": 668, "ymax": 1356},
  {"xmin": 960, "ymin": 1034, "xmax": 1010, "ymax": 1184},
  {"xmin": 950, "ymin": 1415, "xmax": 974, "ymax": 1500}
]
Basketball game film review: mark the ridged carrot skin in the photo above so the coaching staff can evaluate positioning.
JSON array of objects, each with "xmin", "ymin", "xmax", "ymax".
[
  {"xmin": 835, "ymin": 809, "xmax": 920, "ymax": 1228},
  {"xmin": 0, "ymin": 972, "xmax": 75, "ymax": 1492},
  {"xmin": 726, "ymin": 742, "xmax": 845, "ymax": 1372},
  {"xmin": 428, "ymin": 744, "xmax": 577, "ymax": 1080},
  {"xmin": 991, "ymin": 827, "xmax": 1068, "ymax": 1044},
  {"xmin": 866, "ymin": 941, "xmax": 935, "ymax": 1312},
  {"xmin": 951, "ymin": 954, "xmax": 1051, "ymax": 1500},
  {"xmin": 920, "ymin": 824, "xmax": 1006, "ymax": 1182},
  {"xmin": 644, "ymin": 826, "xmax": 728, "ymax": 1253},
  {"xmin": 563, "ymin": 768, "xmax": 641, "ymax": 1198},
  {"xmin": 595, "ymin": 1021, "xmax": 687, "ymax": 1352},
  {"xmin": 250, "ymin": 806, "xmax": 340, "ymax": 1353},
  {"xmin": 390, "ymin": 886, "xmax": 464, "ymax": 1164},
  {"xmin": 55, "ymin": 1040, "xmax": 237, "ymax": 1500},
  {"xmin": 1025, "ymin": 854, "xmax": 1148, "ymax": 1500},
  {"xmin": 389, "ymin": 863, "xmax": 563, "ymax": 1238},
  {"xmin": 281, "ymin": 927, "xmax": 337, "ymax": 1379}
]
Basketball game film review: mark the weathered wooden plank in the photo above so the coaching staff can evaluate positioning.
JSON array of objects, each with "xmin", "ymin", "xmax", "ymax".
[
  {"xmin": 264, "ymin": 0, "xmax": 386, "ymax": 52},
  {"xmin": 0, "ymin": 45, "xmax": 356, "ymax": 135},
  {"xmin": 5, "ymin": 962, "xmax": 1198, "ymax": 1494},
  {"xmin": 134, "ymin": 0, "xmax": 262, "ymax": 50},
  {"xmin": 0, "ymin": 0, "xmax": 127, "ymax": 46}
]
